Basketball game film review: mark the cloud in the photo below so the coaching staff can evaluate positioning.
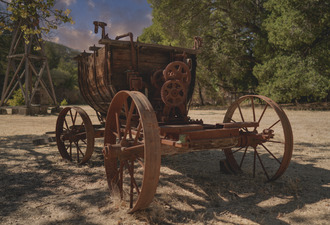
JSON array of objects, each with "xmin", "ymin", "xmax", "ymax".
[
  {"xmin": 51, "ymin": 36, "xmax": 60, "ymax": 43},
  {"xmin": 47, "ymin": 26, "xmax": 99, "ymax": 51},
  {"xmin": 96, "ymin": 2, "xmax": 152, "ymax": 40},
  {"xmin": 48, "ymin": 1, "xmax": 153, "ymax": 50},
  {"xmin": 58, "ymin": 0, "xmax": 77, "ymax": 7},
  {"xmin": 146, "ymin": 13, "xmax": 153, "ymax": 21},
  {"xmin": 87, "ymin": 0, "xmax": 95, "ymax": 8}
]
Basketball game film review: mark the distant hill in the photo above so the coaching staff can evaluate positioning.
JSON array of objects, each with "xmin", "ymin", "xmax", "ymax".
[{"xmin": 44, "ymin": 41, "xmax": 80, "ymax": 70}]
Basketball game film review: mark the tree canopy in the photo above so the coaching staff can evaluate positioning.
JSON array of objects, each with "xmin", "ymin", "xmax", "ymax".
[
  {"xmin": 0, "ymin": 0, "xmax": 78, "ymax": 105},
  {"xmin": 0, "ymin": 0, "xmax": 74, "ymax": 44},
  {"xmin": 141, "ymin": 0, "xmax": 329, "ymax": 104}
]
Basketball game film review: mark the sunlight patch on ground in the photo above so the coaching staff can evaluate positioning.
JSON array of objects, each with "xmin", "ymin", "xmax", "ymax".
[{"xmin": 257, "ymin": 196, "xmax": 293, "ymax": 208}]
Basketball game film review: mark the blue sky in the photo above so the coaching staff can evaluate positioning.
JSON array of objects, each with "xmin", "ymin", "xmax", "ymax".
[{"xmin": 52, "ymin": 0, "xmax": 153, "ymax": 51}]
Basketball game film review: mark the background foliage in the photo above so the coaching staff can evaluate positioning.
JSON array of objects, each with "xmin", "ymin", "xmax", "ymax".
[
  {"xmin": 0, "ymin": 35, "xmax": 80, "ymax": 105},
  {"xmin": 0, "ymin": 0, "xmax": 79, "ymax": 105},
  {"xmin": 0, "ymin": 0, "xmax": 329, "ymax": 106},
  {"xmin": 140, "ymin": 0, "xmax": 330, "ymax": 104}
]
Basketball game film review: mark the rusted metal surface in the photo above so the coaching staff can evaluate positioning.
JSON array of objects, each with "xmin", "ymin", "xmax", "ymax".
[
  {"xmin": 55, "ymin": 21, "xmax": 293, "ymax": 213},
  {"xmin": 75, "ymin": 28, "xmax": 197, "ymax": 121},
  {"xmin": 93, "ymin": 21, "xmax": 107, "ymax": 39},
  {"xmin": 223, "ymin": 95, "xmax": 293, "ymax": 181},
  {"xmin": 103, "ymin": 91, "xmax": 161, "ymax": 213},
  {"xmin": 56, "ymin": 106, "xmax": 95, "ymax": 164}
]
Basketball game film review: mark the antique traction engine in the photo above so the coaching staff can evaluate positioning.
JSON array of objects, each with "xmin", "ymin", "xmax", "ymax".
[{"xmin": 56, "ymin": 21, "xmax": 293, "ymax": 213}]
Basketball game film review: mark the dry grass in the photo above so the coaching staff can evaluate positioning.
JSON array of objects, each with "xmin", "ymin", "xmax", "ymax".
[{"xmin": 0, "ymin": 105, "xmax": 329, "ymax": 224}]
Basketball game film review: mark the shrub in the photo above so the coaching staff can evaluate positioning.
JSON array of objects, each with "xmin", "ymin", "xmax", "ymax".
[
  {"xmin": 7, "ymin": 88, "xmax": 25, "ymax": 106},
  {"xmin": 60, "ymin": 99, "xmax": 68, "ymax": 106}
]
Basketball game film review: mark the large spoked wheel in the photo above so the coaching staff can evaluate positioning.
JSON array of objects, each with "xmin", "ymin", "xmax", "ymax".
[
  {"xmin": 56, "ymin": 107, "xmax": 95, "ymax": 164},
  {"xmin": 103, "ymin": 91, "xmax": 161, "ymax": 213},
  {"xmin": 223, "ymin": 95, "xmax": 293, "ymax": 181}
]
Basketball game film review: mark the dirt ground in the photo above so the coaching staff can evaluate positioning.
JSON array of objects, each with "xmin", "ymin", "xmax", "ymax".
[{"xmin": 0, "ymin": 105, "xmax": 329, "ymax": 225}]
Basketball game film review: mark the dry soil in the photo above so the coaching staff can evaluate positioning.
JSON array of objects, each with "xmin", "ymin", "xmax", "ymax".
[{"xmin": 0, "ymin": 106, "xmax": 329, "ymax": 224}]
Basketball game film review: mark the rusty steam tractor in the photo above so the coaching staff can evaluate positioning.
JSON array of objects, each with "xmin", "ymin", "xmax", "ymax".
[{"xmin": 56, "ymin": 21, "xmax": 293, "ymax": 212}]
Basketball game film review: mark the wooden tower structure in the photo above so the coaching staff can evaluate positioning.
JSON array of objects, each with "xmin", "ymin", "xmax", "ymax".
[{"xmin": 0, "ymin": 19, "xmax": 57, "ymax": 114}]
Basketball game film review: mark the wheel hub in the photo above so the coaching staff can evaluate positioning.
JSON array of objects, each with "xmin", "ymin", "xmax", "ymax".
[{"xmin": 238, "ymin": 129, "xmax": 275, "ymax": 148}]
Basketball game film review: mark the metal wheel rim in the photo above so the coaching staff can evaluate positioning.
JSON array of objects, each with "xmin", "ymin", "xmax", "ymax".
[
  {"xmin": 56, "ymin": 106, "xmax": 95, "ymax": 164},
  {"xmin": 103, "ymin": 91, "xmax": 161, "ymax": 212},
  {"xmin": 223, "ymin": 95, "xmax": 293, "ymax": 181}
]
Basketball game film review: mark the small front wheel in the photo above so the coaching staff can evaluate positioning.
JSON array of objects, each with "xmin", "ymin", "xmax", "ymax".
[{"xmin": 56, "ymin": 107, "xmax": 95, "ymax": 164}]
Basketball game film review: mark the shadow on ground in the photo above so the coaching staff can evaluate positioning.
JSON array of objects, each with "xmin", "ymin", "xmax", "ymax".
[
  {"xmin": 0, "ymin": 135, "xmax": 108, "ymax": 224},
  {"xmin": 155, "ymin": 149, "xmax": 329, "ymax": 224},
  {"xmin": 0, "ymin": 134, "xmax": 329, "ymax": 224}
]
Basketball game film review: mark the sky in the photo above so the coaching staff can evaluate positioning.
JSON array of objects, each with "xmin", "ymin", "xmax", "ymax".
[{"xmin": 51, "ymin": 0, "xmax": 153, "ymax": 51}]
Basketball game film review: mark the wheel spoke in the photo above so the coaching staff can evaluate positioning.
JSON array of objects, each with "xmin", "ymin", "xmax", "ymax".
[
  {"xmin": 242, "ymin": 127, "xmax": 249, "ymax": 132},
  {"xmin": 123, "ymin": 160, "xmax": 141, "ymax": 208},
  {"xmin": 134, "ymin": 121, "xmax": 142, "ymax": 145},
  {"xmin": 258, "ymin": 104, "xmax": 268, "ymax": 124},
  {"xmin": 69, "ymin": 109, "xmax": 74, "ymax": 125},
  {"xmin": 253, "ymin": 147, "xmax": 256, "ymax": 178},
  {"xmin": 239, "ymin": 146, "xmax": 248, "ymax": 168},
  {"xmin": 65, "ymin": 143, "xmax": 72, "ymax": 158},
  {"xmin": 261, "ymin": 143, "xmax": 281, "ymax": 164},
  {"xmin": 124, "ymin": 101, "xmax": 135, "ymax": 141},
  {"xmin": 69, "ymin": 109, "xmax": 77, "ymax": 126},
  {"xmin": 77, "ymin": 121, "xmax": 85, "ymax": 132},
  {"xmin": 268, "ymin": 119, "xmax": 280, "ymax": 130},
  {"xmin": 77, "ymin": 144, "xmax": 85, "ymax": 157},
  {"xmin": 119, "ymin": 161, "xmax": 124, "ymax": 199},
  {"xmin": 73, "ymin": 111, "xmax": 78, "ymax": 126},
  {"xmin": 230, "ymin": 118, "xmax": 237, "ymax": 123},
  {"xmin": 81, "ymin": 138, "xmax": 87, "ymax": 145},
  {"xmin": 115, "ymin": 113, "xmax": 121, "ymax": 141},
  {"xmin": 237, "ymin": 102, "xmax": 249, "ymax": 131},
  {"xmin": 266, "ymin": 140, "xmax": 285, "ymax": 144},
  {"xmin": 76, "ymin": 142, "xmax": 80, "ymax": 162},
  {"xmin": 255, "ymin": 147, "xmax": 270, "ymax": 180},
  {"xmin": 178, "ymin": 65, "xmax": 182, "ymax": 73},
  {"xmin": 237, "ymin": 103, "xmax": 245, "ymax": 122},
  {"xmin": 136, "ymin": 157, "xmax": 145, "ymax": 170},
  {"xmin": 64, "ymin": 117, "xmax": 69, "ymax": 130},
  {"xmin": 251, "ymin": 97, "xmax": 256, "ymax": 122},
  {"xmin": 110, "ymin": 129, "xmax": 118, "ymax": 137},
  {"xmin": 130, "ymin": 160, "xmax": 134, "ymax": 209},
  {"xmin": 69, "ymin": 142, "xmax": 72, "ymax": 159}
]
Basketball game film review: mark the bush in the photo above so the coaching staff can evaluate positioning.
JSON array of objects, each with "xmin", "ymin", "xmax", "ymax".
[
  {"xmin": 60, "ymin": 99, "xmax": 68, "ymax": 106},
  {"xmin": 7, "ymin": 88, "xmax": 25, "ymax": 106}
]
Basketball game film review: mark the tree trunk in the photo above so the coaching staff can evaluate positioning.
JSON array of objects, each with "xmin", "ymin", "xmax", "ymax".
[{"xmin": 197, "ymin": 81, "xmax": 204, "ymax": 106}]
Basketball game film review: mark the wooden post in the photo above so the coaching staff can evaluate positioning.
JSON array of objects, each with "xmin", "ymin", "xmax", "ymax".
[{"xmin": 0, "ymin": 19, "xmax": 58, "ymax": 113}]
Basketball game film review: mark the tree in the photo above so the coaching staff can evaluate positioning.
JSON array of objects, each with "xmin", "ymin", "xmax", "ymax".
[
  {"xmin": 0, "ymin": 0, "xmax": 74, "ymax": 108},
  {"xmin": 142, "ymin": 0, "xmax": 329, "ymax": 104},
  {"xmin": 142, "ymin": 0, "xmax": 262, "ymax": 104},
  {"xmin": 0, "ymin": 34, "xmax": 10, "ymax": 96},
  {"xmin": 254, "ymin": 0, "xmax": 330, "ymax": 103},
  {"xmin": 0, "ymin": 0, "xmax": 74, "ymax": 45}
]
